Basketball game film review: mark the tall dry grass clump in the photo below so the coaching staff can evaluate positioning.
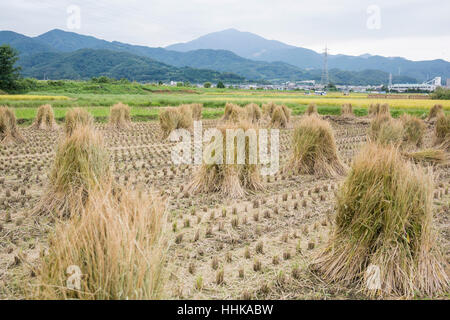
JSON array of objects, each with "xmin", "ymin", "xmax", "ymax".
[
  {"xmin": 65, "ymin": 108, "xmax": 93, "ymax": 136},
  {"xmin": 369, "ymin": 103, "xmax": 390, "ymax": 117},
  {"xmin": 262, "ymin": 102, "xmax": 276, "ymax": 118},
  {"xmin": 270, "ymin": 105, "xmax": 290, "ymax": 128},
  {"xmin": 31, "ymin": 104, "xmax": 58, "ymax": 130},
  {"xmin": 35, "ymin": 186, "xmax": 167, "ymax": 300},
  {"xmin": 376, "ymin": 118, "xmax": 404, "ymax": 147},
  {"xmin": 369, "ymin": 113, "xmax": 391, "ymax": 141},
  {"xmin": 0, "ymin": 106, "xmax": 24, "ymax": 144},
  {"xmin": 159, "ymin": 107, "xmax": 182, "ymax": 138},
  {"xmin": 287, "ymin": 115, "xmax": 345, "ymax": 177},
  {"xmin": 305, "ymin": 103, "xmax": 318, "ymax": 116},
  {"xmin": 262, "ymin": 102, "xmax": 291, "ymax": 126},
  {"xmin": 405, "ymin": 148, "xmax": 448, "ymax": 165},
  {"xmin": 313, "ymin": 144, "xmax": 448, "ymax": 297},
  {"xmin": 34, "ymin": 125, "xmax": 111, "ymax": 217},
  {"xmin": 281, "ymin": 105, "xmax": 291, "ymax": 123},
  {"xmin": 189, "ymin": 103, "xmax": 203, "ymax": 121},
  {"xmin": 222, "ymin": 103, "xmax": 245, "ymax": 123},
  {"xmin": 245, "ymin": 103, "xmax": 262, "ymax": 123},
  {"xmin": 177, "ymin": 104, "xmax": 194, "ymax": 129},
  {"xmin": 379, "ymin": 103, "xmax": 390, "ymax": 115},
  {"xmin": 434, "ymin": 113, "xmax": 449, "ymax": 148},
  {"xmin": 428, "ymin": 104, "xmax": 443, "ymax": 120},
  {"xmin": 341, "ymin": 103, "xmax": 354, "ymax": 117},
  {"xmin": 159, "ymin": 105, "xmax": 193, "ymax": 138},
  {"xmin": 188, "ymin": 121, "xmax": 263, "ymax": 198},
  {"xmin": 400, "ymin": 114, "xmax": 425, "ymax": 147},
  {"xmin": 368, "ymin": 103, "xmax": 380, "ymax": 116},
  {"xmin": 109, "ymin": 102, "xmax": 131, "ymax": 129}
]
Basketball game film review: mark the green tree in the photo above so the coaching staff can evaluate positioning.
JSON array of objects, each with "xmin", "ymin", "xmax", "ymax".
[
  {"xmin": 217, "ymin": 81, "xmax": 225, "ymax": 89},
  {"xmin": 326, "ymin": 82, "xmax": 337, "ymax": 91},
  {"xmin": 432, "ymin": 87, "xmax": 450, "ymax": 100},
  {"xmin": 0, "ymin": 45, "xmax": 21, "ymax": 92},
  {"xmin": 204, "ymin": 82, "xmax": 212, "ymax": 88}
]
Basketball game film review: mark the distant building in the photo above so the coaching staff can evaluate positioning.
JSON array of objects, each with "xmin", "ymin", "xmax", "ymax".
[
  {"xmin": 446, "ymin": 78, "xmax": 450, "ymax": 88},
  {"xmin": 388, "ymin": 77, "xmax": 441, "ymax": 92}
]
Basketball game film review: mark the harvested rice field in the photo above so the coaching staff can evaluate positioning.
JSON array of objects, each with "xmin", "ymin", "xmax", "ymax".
[{"xmin": 0, "ymin": 104, "xmax": 449, "ymax": 300}]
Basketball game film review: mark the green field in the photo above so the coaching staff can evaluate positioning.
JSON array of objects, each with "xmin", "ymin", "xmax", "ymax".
[{"xmin": 1, "ymin": 80, "xmax": 448, "ymax": 124}]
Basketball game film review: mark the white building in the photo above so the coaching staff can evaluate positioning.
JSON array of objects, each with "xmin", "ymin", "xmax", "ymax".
[{"xmin": 388, "ymin": 77, "xmax": 441, "ymax": 92}]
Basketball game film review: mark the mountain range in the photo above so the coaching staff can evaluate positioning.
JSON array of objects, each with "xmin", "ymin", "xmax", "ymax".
[
  {"xmin": 18, "ymin": 49, "xmax": 244, "ymax": 83},
  {"xmin": 1, "ymin": 28, "xmax": 449, "ymax": 84},
  {"xmin": 168, "ymin": 29, "xmax": 450, "ymax": 82}
]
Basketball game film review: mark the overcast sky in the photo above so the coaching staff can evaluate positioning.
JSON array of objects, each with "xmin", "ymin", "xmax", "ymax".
[{"xmin": 1, "ymin": 0, "xmax": 449, "ymax": 61}]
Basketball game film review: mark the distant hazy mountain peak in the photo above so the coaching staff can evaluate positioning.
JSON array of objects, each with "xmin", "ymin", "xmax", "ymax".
[{"xmin": 166, "ymin": 28, "xmax": 294, "ymax": 59}]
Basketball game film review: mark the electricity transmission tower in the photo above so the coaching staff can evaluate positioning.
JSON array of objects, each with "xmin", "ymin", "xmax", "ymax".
[
  {"xmin": 388, "ymin": 73, "xmax": 392, "ymax": 92},
  {"xmin": 320, "ymin": 45, "xmax": 329, "ymax": 88}
]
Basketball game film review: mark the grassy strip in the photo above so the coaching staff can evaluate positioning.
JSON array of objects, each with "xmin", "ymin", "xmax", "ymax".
[
  {"xmin": 2, "ymin": 91, "xmax": 449, "ymax": 110},
  {"xmin": 13, "ymin": 104, "xmax": 437, "ymax": 126},
  {"xmin": 15, "ymin": 106, "xmax": 224, "ymax": 125}
]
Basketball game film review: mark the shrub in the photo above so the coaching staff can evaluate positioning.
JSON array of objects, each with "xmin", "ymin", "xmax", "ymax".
[
  {"xmin": 65, "ymin": 108, "xmax": 93, "ymax": 136},
  {"xmin": 287, "ymin": 115, "xmax": 345, "ymax": 177},
  {"xmin": 0, "ymin": 106, "xmax": 24, "ymax": 144},
  {"xmin": 313, "ymin": 144, "xmax": 448, "ymax": 297},
  {"xmin": 35, "ymin": 186, "xmax": 167, "ymax": 299},
  {"xmin": 431, "ymin": 87, "xmax": 450, "ymax": 100}
]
